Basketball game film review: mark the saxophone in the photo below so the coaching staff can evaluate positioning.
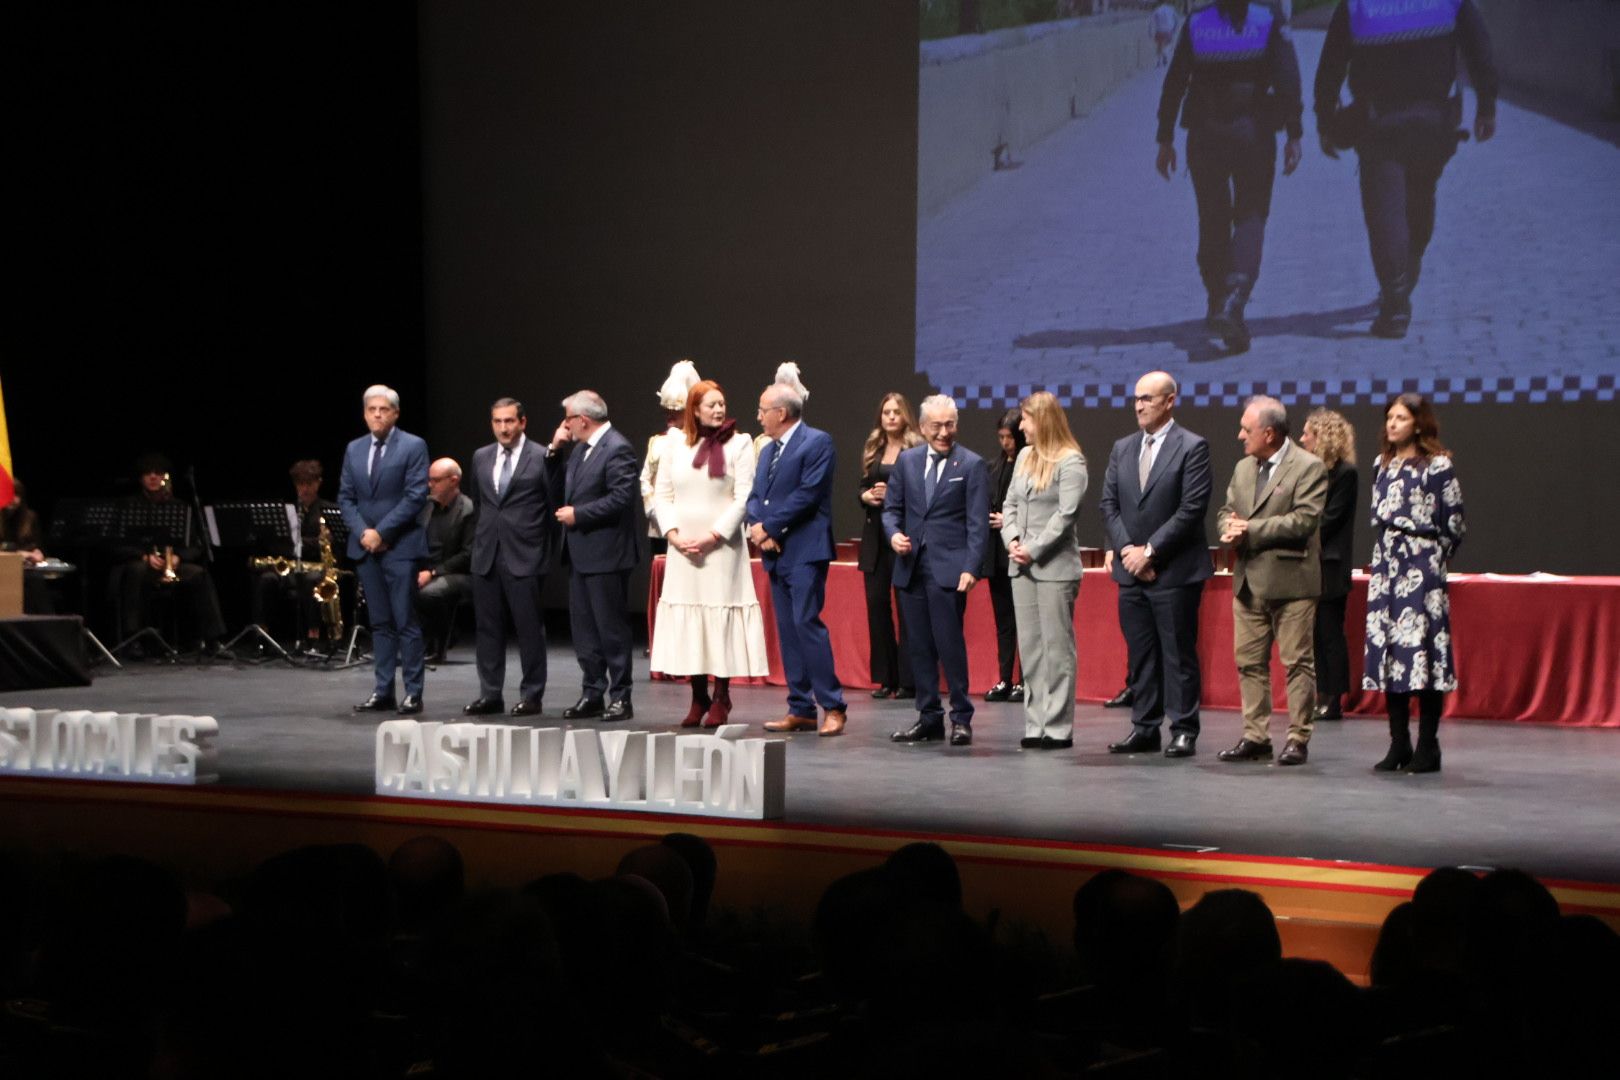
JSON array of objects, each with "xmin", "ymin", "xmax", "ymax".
[{"xmin": 313, "ymin": 519, "xmax": 344, "ymax": 639}]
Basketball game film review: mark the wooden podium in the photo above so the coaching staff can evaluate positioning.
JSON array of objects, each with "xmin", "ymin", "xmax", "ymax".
[{"xmin": 0, "ymin": 552, "xmax": 23, "ymax": 617}]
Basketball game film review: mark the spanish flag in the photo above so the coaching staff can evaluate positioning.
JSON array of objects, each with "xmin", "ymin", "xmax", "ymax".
[{"xmin": 0, "ymin": 377, "xmax": 13, "ymax": 506}]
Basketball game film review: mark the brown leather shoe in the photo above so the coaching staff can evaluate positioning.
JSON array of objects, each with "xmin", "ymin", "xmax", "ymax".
[
  {"xmin": 1277, "ymin": 739, "xmax": 1309, "ymax": 766},
  {"xmin": 764, "ymin": 714, "xmax": 818, "ymax": 733},
  {"xmin": 819, "ymin": 708, "xmax": 847, "ymax": 737}
]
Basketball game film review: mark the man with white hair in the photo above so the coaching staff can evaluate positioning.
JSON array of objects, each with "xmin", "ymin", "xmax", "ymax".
[
  {"xmin": 747, "ymin": 373, "xmax": 848, "ymax": 736},
  {"xmin": 883, "ymin": 394, "xmax": 989, "ymax": 747},
  {"xmin": 340, "ymin": 384, "xmax": 431, "ymax": 714},
  {"xmin": 551, "ymin": 389, "xmax": 640, "ymax": 721},
  {"xmin": 1216, "ymin": 395, "xmax": 1326, "ymax": 765}
]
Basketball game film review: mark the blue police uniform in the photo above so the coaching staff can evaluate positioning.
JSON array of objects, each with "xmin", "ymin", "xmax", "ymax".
[{"xmin": 1314, "ymin": 0, "xmax": 1498, "ymax": 337}]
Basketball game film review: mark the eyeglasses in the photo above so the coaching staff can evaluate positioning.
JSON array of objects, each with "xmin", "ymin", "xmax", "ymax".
[
  {"xmin": 1133, "ymin": 394, "xmax": 1167, "ymax": 404},
  {"xmin": 756, "ymin": 405, "xmax": 785, "ymax": 418},
  {"xmin": 921, "ymin": 420, "xmax": 958, "ymax": 434},
  {"xmin": 563, "ymin": 414, "xmax": 582, "ymax": 423}
]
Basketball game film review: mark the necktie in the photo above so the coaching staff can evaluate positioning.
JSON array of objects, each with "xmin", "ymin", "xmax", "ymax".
[
  {"xmin": 768, "ymin": 440, "xmax": 782, "ymax": 484},
  {"xmin": 497, "ymin": 447, "xmax": 513, "ymax": 498},
  {"xmin": 369, "ymin": 439, "xmax": 385, "ymax": 488},
  {"xmin": 1255, "ymin": 459, "xmax": 1273, "ymax": 512},
  {"xmin": 925, "ymin": 452, "xmax": 944, "ymax": 503},
  {"xmin": 1139, "ymin": 434, "xmax": 1154, "ymax": 490}
]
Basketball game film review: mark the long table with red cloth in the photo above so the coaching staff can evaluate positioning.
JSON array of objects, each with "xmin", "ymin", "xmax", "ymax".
[{"xmin": 648, "ymin": 558, "xmax": 1620, "ymax": 727}]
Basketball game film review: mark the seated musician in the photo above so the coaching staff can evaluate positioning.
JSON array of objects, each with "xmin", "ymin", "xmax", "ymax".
[
  {"xmin": 251, "ymin": 459, "xmax": 340, "ymax": 648},
  {"xmin": 416, "ymin": 457, "xmax": 475, "ymax": 663},
  {"xmin": 111, "ymin": 453, "xmax": 226, "ymax": 655}
]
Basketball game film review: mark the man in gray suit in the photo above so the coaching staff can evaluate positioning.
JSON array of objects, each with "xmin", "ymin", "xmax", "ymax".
[
  {"xmin": 464, "ymin": 398, "xmax": 564, "ymax": 717},
  {"xmin": 1216, "ymin": 396, "xmax": 1327, "ymax": 766},
  {"xmin": 1098, "ymin": 371, "xmax": 1212, "ymax": 758}
]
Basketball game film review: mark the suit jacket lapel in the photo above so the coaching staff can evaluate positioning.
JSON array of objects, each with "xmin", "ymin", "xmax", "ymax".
[
  {"xmin": 1139, "ymin": 428, "xmax": 1173, "ymax": 503},
  {"xmin": 1253, "ymin": 444, "xmax": 1294, "ymax": 514}
]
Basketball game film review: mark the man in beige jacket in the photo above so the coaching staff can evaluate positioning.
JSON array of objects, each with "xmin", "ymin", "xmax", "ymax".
[{"xmin": 1217, "ymin": 396, "xmax": 1327, "ymax": 766}]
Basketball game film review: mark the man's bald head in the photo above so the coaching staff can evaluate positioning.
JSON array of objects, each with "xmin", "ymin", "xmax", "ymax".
[
  {"xmin": 428, "ymin": 457, "xmax": 462, "ymax": 507},
  {"xmin": 1133, "ymin": 371, "xmax": 1179, "ymax": 434}
]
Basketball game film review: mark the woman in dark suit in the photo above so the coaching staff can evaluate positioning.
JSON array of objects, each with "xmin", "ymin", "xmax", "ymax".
[
  {"xmin": 858, "ymin": 393, "xmax": 922, "ymax": 698},
  {"xmin": 983, "ymin": 408, "xmax": 1026, "ymax": 702},
  {"xmin": 1301, "ymin": 408, "xmax": 1358, "ymax": 721}
]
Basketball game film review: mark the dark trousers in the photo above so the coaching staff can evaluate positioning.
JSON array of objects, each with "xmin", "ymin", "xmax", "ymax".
[
  {"xmin": 897, "ymin": 560, "xmax": 973, "ymax": 730},
  {"xmin": 473, "ymin": 564, "xmax": 546, "ymax": 701},
  {"xmin": 251, "ymin": 569, "xmax": 321, "ymax": 639},
  {"xmin": 417, "ymin": 573, "xmax": 472, "ymax": 652},
  {"xmin": 356, "ymin": 555, "xmax": 425, "ymax": 698},
  {"xmin": 863, "ymin": 545, "xmax": 912, "ymax": 691},
  {"xmin": 569, "ymin": 569, "xmax": 632, "ymax": 703},
  {"xmin": 1314, "ymin": 594, "xmax": 1350, "ymax": 700},
  {"xmin": 769, "ymin": 559, "xmax": 845, "ymax": 717},
  {"xmin": 987, "ymin": 571, "xmax": 1018, "ymax": 685},
  {"xmin": 1356, "ymin": 106, "xmax": 1455, "ymax": 288},
  {"xmin": 1187, "ymin": 118, "xmax": 1277, "ymax": 293},
  {"xmin": 1120, "ymin": 581, "xmax": 1204, "ymax": 736},
  {"xmin": 117, "ymin": 560, "xmax": 226, "ymax": 644}
]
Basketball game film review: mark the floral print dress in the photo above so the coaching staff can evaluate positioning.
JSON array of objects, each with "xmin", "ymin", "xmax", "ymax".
[{"xmin": 1362, "ymin": 454, "xmax": 1465, "ymax": 693}]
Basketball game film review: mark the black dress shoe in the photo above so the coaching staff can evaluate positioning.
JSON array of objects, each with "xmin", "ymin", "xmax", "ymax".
[
  {"xmin": 1020, "ymin": 736, "xmax": 1044, "ymax": 749},
  {"xmin": 1278, "ymin": 740, "xmax": 1309, "ymax": 766},
  {"xmin": 602, "ymin": 700, "xmax": 633, "ymax": 722},
  {"xmin": 1107, "ymin": 728, "xmax": 1160, "ymax": 754},
  {"xmin": 463, "ymin": 696, "xmax": 505, "ymax": 716},
  {"xmin": 1164, "ymin": 732, "xmax": 1197, "ymax": 758},
  {"xmin": 1041, "ymin": 735, "xmax": 1073, "ymax": 750},
  {"xmin": 1217, "ymin": 738, "xmax": 1274, "ymax": 762},
  {"xmin": 511, "ymin": 698, "xmax": 543, "ymax": 717},
  {"xmin": 871, "ymin": 686, "xmax": 894, "ymax": 699},
  {"xmin": 354, "ymin": 693, "xmax": 397, "ymax": 713},
  {"xmin": 891, "ymin": 721, "xmax": 943, "ymax": 743},
  {"xmin": 1008, "ymin": 684, "xmax": 1026, "ymax": 703},
  {"xmin": 893, "ymin": 687, "xmax": 916, "ymax": 700},
  {"xmin": 949, "ymin": 724, "xmax": 973, "ymax": 747},
  {"xmin": 984, "ymin": 681, "xmax": 1013, "ymax": 702},
  {"xmin": 1314, "ymin": 701, "xmax": 1344, "ymax": 721},
  {"xmin": 562, "ymin": 696, "xmax": 605, "ymax": 719},
  {"xmin": 398, "ymin": 695, "xmax": 424, "ymax": 715},
  {"xmin": 1103, "ymin": 686, "xmax": 1135, "ymax": 709}
]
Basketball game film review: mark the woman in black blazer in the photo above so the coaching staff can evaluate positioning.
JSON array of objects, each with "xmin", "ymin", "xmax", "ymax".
[
  {"xmin": 1301, "ymin": 408, "xmax": 1358, "ymax": 720},
  {"xmin": 859, "ymin": 393, "xmax": 922, "ymax": 698},
  {"xmin": 983, "ymin": 407, "xmax": 1026, "ymax": 702}
]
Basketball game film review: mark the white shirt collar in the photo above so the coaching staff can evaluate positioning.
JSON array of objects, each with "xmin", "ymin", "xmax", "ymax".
[
  {"xmin": 585, "ymin": 420, "xmax": 613, "ymax": 450},
  {"xmin": 775, "ymin": 419, "xmax": 802, "ymax": 450}
]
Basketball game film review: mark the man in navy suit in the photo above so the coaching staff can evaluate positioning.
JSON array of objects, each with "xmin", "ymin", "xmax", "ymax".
[
  {"xmin": 551, "ymin": 390, "xmax": 639, "ymax": 721},
  {"xmin": 748, "ymin": 381, "xmax": 849, "ymax": 736},
  {"xmin": 883, "ymin": 394, "xmax": 990, "ymax": 747},
  {"xmin": 339, "ymin": 384, "xmax": 431, "ymax": 714},
  {"xmin": 1098, "ymin": 371, "xmax": 1213, "ymax": 757},
  {"xmin": 463, "ymin": 397, "xmax": 564, "ymax": 718}
]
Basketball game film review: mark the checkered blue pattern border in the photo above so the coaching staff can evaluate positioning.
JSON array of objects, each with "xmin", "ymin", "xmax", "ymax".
[{"xmin": 942, "ymin": 374, "xmax": 1618, "ymax": 410}]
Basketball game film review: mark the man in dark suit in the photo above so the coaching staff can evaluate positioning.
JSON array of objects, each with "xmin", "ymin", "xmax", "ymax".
[
  {"xmin": 464, "ymin": 398, "xmax": 562, "ymax": 717},
  {"xmin": 1098, "ymin": 371, "xmax": 1212, "ymax": 757},
  {"xmin": 551, "ymin": 390, "xmax": 639, "ymax": 721},
  {"xmin": 883, "ymin": 394, "xmax": 990, "ymax": 747},
  {"xmin": 1216, "ymin": 396, "xmax": 1327, "ymax": 766},
  {"xmin": 339, "ymin": 385, "xmax": 430, "ymax": 714},
  {"xmin": 415, "ymin": 457, "xmax": 475, "ymax": 664},
  {"xmin": 748, "ymin": 380, "xmax": 849, "ymax": 736}
]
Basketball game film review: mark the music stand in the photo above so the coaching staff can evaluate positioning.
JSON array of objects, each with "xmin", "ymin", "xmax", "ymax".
[
  {"xmin": 45, "ymin": 499, "xmax": 126, "ymax": 666},
  {"xmin": 109, "ymin": 500, "xmax": 193, "ymax": 662},
  {"xmin": 210, "ymin": 502, "xmax": 301, "ymax": 665}
]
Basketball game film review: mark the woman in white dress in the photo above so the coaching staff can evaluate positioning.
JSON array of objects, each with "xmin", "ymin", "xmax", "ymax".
[{"xmin": 650, "ymin": 379, "xmax": 770, "ymax": 727}]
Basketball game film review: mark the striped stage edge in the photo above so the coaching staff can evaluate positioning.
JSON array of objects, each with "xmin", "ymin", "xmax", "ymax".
[{"xmin": 5, "ymin": 777, "xmax": 1616, "ymax": 980}]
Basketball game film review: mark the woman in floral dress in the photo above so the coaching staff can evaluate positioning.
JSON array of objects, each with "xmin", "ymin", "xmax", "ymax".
[{"xmin": 1362, "ymin": 393, "xmax": 1464, "ymax": 774}]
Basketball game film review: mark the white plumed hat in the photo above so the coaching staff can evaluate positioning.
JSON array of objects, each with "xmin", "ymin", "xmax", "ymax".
[
  {"xmin": 656, "ymin": 359, "xmax": 702, "ymax": 410},
  {"xmin": 773, "ymin": 361, "xmax": 809, "ymax": 402}
]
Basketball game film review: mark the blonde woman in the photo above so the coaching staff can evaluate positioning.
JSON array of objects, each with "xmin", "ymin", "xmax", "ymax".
[
  {"xmin": 858, "ymin": 392, "xmax": 923, "ymax": 698},
  {"xmin": 1300, "ymin": 408, "xmax": 1358, "ymax": 721},
  {"xmin": 1001, "ymin": 392, "xmax": 1089, "ymax": 749}
]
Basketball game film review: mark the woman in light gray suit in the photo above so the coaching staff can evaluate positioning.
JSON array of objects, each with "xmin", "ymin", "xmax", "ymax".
[{"xmin": 1001, "ymin": 392, "xmax": 1089, "ymax": 750}]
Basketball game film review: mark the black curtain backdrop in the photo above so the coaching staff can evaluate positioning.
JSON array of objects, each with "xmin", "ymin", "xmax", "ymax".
[{"xmin": 10, "ymin": 0, "xmax": 1617, "ymax": 603}]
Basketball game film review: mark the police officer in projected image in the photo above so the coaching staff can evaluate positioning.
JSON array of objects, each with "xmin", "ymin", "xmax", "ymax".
[
  {"xmin": 1156, "ymin": 0, "xmax": 1303, "ymax": 353},
  {"xmin": 340, "ymin": 386, "xmax": 430, "ymax": 714},
  {"xmin": 463, "ymin": 398, "xmax": 563, "ymax": 718},
  {"xmin": 1315, "ymin": 0, "xmax": 1497, "ymax": 339},
  {"xmin": 885, "ymin": 395, "xmax": 989, "ymax": 748}
]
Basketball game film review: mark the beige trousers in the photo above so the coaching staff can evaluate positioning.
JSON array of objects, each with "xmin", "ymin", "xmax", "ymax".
[{"xmin": 1232, "ymin": 587, "xmax": 1318, "ymax": 745}]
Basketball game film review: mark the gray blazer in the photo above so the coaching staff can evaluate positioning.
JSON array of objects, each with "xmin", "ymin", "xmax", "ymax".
[{"xmin": 1000, "ymin": 448, "xmax": 1088, "ymax": 582}]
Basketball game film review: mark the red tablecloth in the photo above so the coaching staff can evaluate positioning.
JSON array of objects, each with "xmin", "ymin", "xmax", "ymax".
[{"xmin": 648, "ymin": 558, "xmax": 1620, "ymax": 727}]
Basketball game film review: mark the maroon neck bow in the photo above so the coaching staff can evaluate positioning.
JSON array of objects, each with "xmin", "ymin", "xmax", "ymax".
[{"xmin": 692, "ymin": 418, "xmax": 738, "ymax": 477}]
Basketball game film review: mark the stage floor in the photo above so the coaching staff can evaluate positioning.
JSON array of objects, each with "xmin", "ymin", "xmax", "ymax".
[{"xmin": 3, "ymin": 644, "xmax": 1617, "ymax": 884}]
